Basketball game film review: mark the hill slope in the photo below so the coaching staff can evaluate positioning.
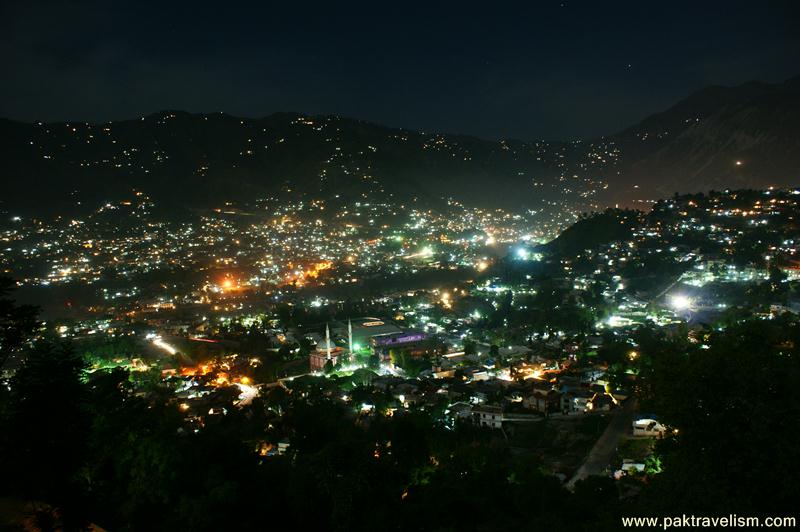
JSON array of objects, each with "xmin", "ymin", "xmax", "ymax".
[
  {"xmin": 0, "ymin": 112, "xmax": 599, "ymax": 215},
  {"xmin": 605, "ymin": 77, "xmax": 800, "ymax": 204},
  {"xmin": 1, "ymin": 76, "xmax": 798, "ymax": 215}
]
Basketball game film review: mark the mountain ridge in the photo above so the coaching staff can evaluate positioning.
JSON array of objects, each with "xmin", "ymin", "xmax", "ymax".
[
  {"xmin": 2, "ymin": 76, "xmax": 798, "ymax": 215},
  {"xmin": 606, "ymin": 76, "xmax": 800, "ymax": 203}
]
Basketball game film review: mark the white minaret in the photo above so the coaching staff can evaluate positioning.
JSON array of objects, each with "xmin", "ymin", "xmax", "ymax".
[
  {"xmin": 348, "ymin": 319, "xmax": 353, "ymax": 353},
  {"xmin": 325, "ymin": 323, "xmax": 332, "ymax": 360}
]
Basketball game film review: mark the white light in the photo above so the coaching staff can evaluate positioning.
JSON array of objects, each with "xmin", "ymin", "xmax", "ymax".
[
  {"xmin": 607, "ymin": 315, "xmax": 627, "ymax": 327},
  {"xmin": 235, "ymin": 383, "xmax": 259, "ymax": 406},
  {"xmin": 670, "ymin": 294, "xmax": 692, "ymax": 310},
  {"xmin": 151, "ymin": 336, "xmax": 177, "ymax": 355}
]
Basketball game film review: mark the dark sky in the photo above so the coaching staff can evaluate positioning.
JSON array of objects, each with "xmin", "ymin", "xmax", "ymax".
[{"xmin": 2, "ymin": 1, "xmax": 799, "ymax": 139}]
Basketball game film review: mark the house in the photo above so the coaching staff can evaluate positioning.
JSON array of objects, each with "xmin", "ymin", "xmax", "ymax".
[
  {"xmin": 469, "ymin": 370, "xmax": 490, "ymax": 382},
  {"xmin": 557, "ymin": 375, "xmax": 582, "ymax": 391},
  {"xmin": 561, "ymin": 389, "xmax": 594, "ymax": 413},
  {"xmin": 472, "ymin": 404, "xmax": 504, "ymax": 429},
  {"xmin": 370, "ymin": 376, "xmax": 396, "ymax": 391},
  {"xmin": 587, "ymin": 392, "xmax": 615, "ymax": 411},
  {"xmin": 498, "ymin": 345, "xmax": 532, "ymax": 360},
  {"xmin": 446, "ymin": 401, "xmax": 473, "ymax": 421},
  {"xmin": 433, "ymin": 368, "xmax": 456, "ymax": 379},
  {"xmin": 524, "ymin": 389, "xmax": 562, "ymax": 415}
]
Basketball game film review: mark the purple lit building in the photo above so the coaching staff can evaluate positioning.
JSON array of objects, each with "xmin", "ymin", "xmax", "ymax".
[{"xmin": 370, "ymin": 330, "xmax": 427, "ymax": 356}]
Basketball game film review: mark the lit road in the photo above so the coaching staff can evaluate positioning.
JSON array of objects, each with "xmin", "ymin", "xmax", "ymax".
[
  {"xmin": 235, "ymin": 383, "xmax": 260, "ymax": 406},
  {"xmin": 151, "ymin": 336, "xmax": 178, "ymax": 355},
  {"xmin": 566, "ymin": 399, "xmax": 637, "ymax": 489}
]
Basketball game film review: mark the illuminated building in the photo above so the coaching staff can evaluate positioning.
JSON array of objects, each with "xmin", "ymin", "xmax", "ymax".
[
  {"xmin": 472, "ymin": 405, "xmax": 504, "ymax": 429},
  {"xmin": 309, "ymin": 323, "xmax": 344, "ymax": 371},
  {"xmin": 331, "ymin": 317, "xmax": 404, "ymax": 349},
  {"xmin": 370, "ymin": 330, "xmax": 428, "ymax": 357}
]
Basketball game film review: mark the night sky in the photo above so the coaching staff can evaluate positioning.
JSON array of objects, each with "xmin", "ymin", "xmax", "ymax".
[{"xmin": 2, "ymin": 0, "xmax": 798, "ymax": 140}]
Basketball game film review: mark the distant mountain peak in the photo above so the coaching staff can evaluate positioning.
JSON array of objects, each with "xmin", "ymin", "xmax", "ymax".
[{"xmin": 605, "ymin": 75, "xmax": 800, "ymax": 204}]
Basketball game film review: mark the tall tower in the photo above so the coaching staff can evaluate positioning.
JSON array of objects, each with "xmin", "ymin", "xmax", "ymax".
[
  {"xmin": 325, "ymin": 323, "xmax": 332, "ymax": 360},
  {"xmin": 348, "ymin": 319, "xmax": 354, "ymax": 353}
]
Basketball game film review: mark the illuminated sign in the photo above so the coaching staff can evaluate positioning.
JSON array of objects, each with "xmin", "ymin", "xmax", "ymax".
[{"xmin": 362, "ymin": 321, "xmax": 385, "ymax": 327}]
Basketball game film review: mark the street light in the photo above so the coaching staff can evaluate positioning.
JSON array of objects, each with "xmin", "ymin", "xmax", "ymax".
[{"xmin": 669, "ymin": 294, "xmax": 692, "ymax": 311}]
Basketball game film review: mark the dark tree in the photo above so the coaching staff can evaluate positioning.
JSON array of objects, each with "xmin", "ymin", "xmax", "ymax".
[
  {"xmin": 0, "ymin": 277, "xmax": 39, "ymax": 369},
  {"xmin": 0, "ymin": 342, "xmax": 89, "ymax": 528}
]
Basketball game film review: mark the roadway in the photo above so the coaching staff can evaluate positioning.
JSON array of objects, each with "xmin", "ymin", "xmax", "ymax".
[{"xmin": 566, "ymin": 398, "xmax": 637, "ymax": 489}]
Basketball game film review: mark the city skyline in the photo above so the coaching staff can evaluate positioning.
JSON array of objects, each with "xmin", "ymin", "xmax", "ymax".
[{"xmin": 1, "ymin": 2, "xmax": 799, "ymax": 530}]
